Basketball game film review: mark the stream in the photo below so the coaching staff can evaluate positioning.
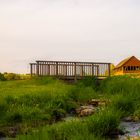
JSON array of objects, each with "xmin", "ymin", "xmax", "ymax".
[{"xmin": 118, "ymin": 121, "xmax": 140, "ymax": 140}]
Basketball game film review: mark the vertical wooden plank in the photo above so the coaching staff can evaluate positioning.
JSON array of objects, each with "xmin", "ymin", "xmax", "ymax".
[
  {"xmin": 61, "ymin": 64, "xmax": 62, "ymax": 76},
  {"xmin": 74, "ymin": 62, "xmax": 77, "ymax": 82},
  {"xmin": 67, "ymin": 63, "xmax": 69, "ymax": 76},
  {"xmin": 30, "ymin": 63, "xmax": 33, "ymax": 77},
  {"xmin": 65, "ymin": 64, "xmax": 67, "ymax": 76},
  {"xmin": 97, "ymin": 65, "xmax": 99, "ymax": 77},
  {"xmin": 39, "ymin": 64, "xmax": 41, "ymax": 76},
  {"xmin": 83, "ymin": 65, "xmax": 85, "ymax": 77},
  {"xmin": 42, "ymin": 62, "xmax": 44, "ymax": 75},
  {"xmin": 48, "ymin": 64, "xmax": 50, "ymax": 75},
  {"xmin": 34, "ymin": 64, "xmax": 36, "ymax": 75},
  {"xmin": 90, "ymin": 64, "xmax": 92, "ymax": 76},
  {"xmin": 56, "ymin": 62, "xmax": 58, "ymax": 76},
  {"xmin": 92, "ymin": 64, "xmax": 94, "ymax": 77},
  {"xmin": 45, "ymin": 62, "xmax": 47, "ymax": 75},
  {"xmin": 80, "ymin": 65, "xmax": 83, "ymax": 77},
  {"xmin": 41, "ymin": 63, "xmax": 43, "ymax": 76},
  {"xmin": 39, "ymin": 63, "xmax": 41, "ymax": 76},
  {"xmin": 36, "ymin": 61, "xmax": 39, "ymax": 76}
]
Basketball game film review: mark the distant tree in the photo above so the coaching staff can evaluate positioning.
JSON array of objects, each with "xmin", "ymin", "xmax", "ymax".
[
  {"xmin": 4, "ymin": 73, "xmax": 16, "ymax": 80},
  {"xmin": 0, "ymin": 73, "xmax": 6, "ymax": 81}
]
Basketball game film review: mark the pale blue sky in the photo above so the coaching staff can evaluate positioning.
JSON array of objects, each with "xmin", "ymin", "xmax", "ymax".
[{"xmin": 0, "ymin": 0, "xmax": 140, "ymax": 73}]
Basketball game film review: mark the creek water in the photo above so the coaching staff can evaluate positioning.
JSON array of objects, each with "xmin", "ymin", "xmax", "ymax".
[{"xmin": 118, "ymin": 121, "xmax": 140, "ymax": 140}]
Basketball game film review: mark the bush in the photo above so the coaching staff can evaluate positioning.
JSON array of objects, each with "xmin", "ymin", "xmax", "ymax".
[
  {"xmin": 87, "ymin": 108, "xmax": 121, "ymax": 136},
  {"xmin": 8, "ymin": 112, "xmax": 23, "ymax": 123},
  {"xmin": 0, "ymin": 73, "xmax": 6, "ymax": 81},
  {"xmin": 111, "ymin": 95, "xmax": 134, "ymax": 116},
  {"xmin": 51, "ymin": 108, "xmax": 66, "ymax": 121},
  {"xmin": 2, "ymin": 73, "xmax": 30, "ymax": 80}
]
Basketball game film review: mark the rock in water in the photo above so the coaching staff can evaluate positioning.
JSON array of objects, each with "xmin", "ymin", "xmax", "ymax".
[
  {"xmin": 79, "ymin": 108, "xmax": 94, "ymax": 117},
  {"xmin": 76, "ymin": 105, "xmax": 95, "ymax": 117}
]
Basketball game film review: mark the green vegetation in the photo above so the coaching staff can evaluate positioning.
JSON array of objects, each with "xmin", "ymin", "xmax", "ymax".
[
  {"xmin": 0, "ymin": 75, "xmax": 140, "ymax": 139},
  {"xmin": 0, "ymin": 72, "xmax": 30, "ymax": 81}
]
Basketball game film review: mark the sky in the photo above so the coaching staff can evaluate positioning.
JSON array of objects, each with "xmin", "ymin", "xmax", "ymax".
[{"xmin": 0, "ymin": 0, "xmax": 140, "ymax": 73}]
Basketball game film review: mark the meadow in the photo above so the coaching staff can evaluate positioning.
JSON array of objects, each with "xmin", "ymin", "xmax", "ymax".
[{"xmin": 0, "ymin": 75, "xmax": 140, "ymax": 139}]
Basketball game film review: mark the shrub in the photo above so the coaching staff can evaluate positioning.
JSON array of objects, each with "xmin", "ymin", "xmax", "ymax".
[
  {"xmin": 0, "ymin": 73, "xmax": 6, "ymax": 81},
  {"xmin": 4, "ymin": 73, "xmax": 17, "ymax": 80},
  {"xmin": 8, "ymin": 112, "xmax": 23, "ymax": 123},
  {"xmin": 65, "ymin": 100, "xmax": 78, "ymax": 114},
  {"xmin": 111, "ymin": 95, "xmax": 135, "ymax": 116},
  {"xmin": 87, "ymin": 108, "xmax": 121, "ymax": 136},
  {"xmin": 51, "ymin": 108, "xmax": 66, "ymax": 121}
]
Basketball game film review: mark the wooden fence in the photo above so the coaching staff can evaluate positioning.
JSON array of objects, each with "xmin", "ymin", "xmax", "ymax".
[{"xmin": 30, "ymin": 61, "xmax": 111, "ymax": 80}]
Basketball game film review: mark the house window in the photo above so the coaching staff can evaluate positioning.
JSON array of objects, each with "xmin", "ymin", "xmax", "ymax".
[
  {"xmin": 125, "ymin": 66, "xmax": 128, "ymax": 71},
  {"xmin": 124, "ymin": 66, "xmax": 128, "ymax": 71},
  {"xmin": 136, "ymin": 66, "xmax": 140, "ymax": 70},
  {"xmin": 128, "ymin": 66, "xmax": 130, "ymax": 71}
]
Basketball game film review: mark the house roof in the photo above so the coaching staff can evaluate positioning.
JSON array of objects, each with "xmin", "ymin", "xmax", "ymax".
[{"xmin": 115, "ymin": 56, "xmax": 135, "ymax": 69}]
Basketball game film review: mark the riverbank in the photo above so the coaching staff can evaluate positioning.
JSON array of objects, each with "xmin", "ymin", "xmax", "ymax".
[{"xmin": 0, "ymin": 76, "xmax": 140, "ymax": 139}]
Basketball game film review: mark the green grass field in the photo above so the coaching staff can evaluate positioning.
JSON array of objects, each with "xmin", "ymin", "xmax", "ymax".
[{"xmin": 0, "ymin": 76, "xmax": 140, "ymax": 139}]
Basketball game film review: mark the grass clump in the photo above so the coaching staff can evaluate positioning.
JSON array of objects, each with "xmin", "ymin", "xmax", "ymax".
[
  {"xmin": 87, "ymin": 108, "xmax": 121, "ymax": 136},
  {"xmin": 111, "ymin": 95, "xmax": 135, "ymax": 117}
]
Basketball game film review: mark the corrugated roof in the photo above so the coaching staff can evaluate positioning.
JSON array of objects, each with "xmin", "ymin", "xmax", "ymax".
[{"xmin": 115, "ymin": 56, "xmax": 134, "ymax": 69}]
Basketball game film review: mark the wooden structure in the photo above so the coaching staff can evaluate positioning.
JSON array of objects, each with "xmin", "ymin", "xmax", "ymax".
[
  {"xmin": 30, "ymin": 60, "xmax": 111, "ymax": 80},
  {"xmin": 114, "ymin": 56, "xmax": 140, "ymax": 75}
]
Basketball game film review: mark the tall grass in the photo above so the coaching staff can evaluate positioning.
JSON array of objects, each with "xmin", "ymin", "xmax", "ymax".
[
  {"xmin": 0, "ymin": 76, "xmax": 98, "ymax": 137},
  {"xmin": 0, "ymin": 75, "xmax": 140, "ymax": 139},
  {"xmin": 16, "ymin": 107, "xmax": 119, "ymax": 140},
  {"xmin": 100, "ymin": 76, "xmax": 140, "ymax": 116}
]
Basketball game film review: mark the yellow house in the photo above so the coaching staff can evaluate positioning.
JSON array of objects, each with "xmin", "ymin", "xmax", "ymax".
[{"xmin": 114, "ymin": 56, "xmax": 140, "ymax": 75}]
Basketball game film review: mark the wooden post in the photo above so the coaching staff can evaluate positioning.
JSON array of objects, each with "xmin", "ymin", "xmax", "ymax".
[
  {"xmin": 74, "ymin": 62, "xmax": 77, "ymax": 82},
  {"xmin": 40, "ymin": 63, "xmax": 42, "ymax": 76},
  {"xmin": 97, "ymin": 65, "xmax": 99, "ymax": 77},
  {"xmin": 36, "ymin": 61, "xmax": 39, "ymax": 76},
  {"xmin": 30, "ymin": 63, "xmax": 33, "ymax": 77},
  {"xmin": 56, "ymin": 62, "xmax": 58, "ymax": 76},
  {"xmin": 92, "ymin": 64, "xmax": 94, "ymax": 77}
]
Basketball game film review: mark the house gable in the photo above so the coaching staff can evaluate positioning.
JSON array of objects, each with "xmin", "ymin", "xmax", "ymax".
[
  {"xmin": 123, "ymin": 56, "xmax": 140, "ymax": 67},
  {"xmin": 115, "ymin": 56, "xmax": 140, "ymax": 69}
]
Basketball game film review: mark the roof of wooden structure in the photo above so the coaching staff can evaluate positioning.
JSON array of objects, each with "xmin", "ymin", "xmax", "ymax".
[{"xmin": 115, "ymin": 56, "xmax": 140, "ymax": 69}]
